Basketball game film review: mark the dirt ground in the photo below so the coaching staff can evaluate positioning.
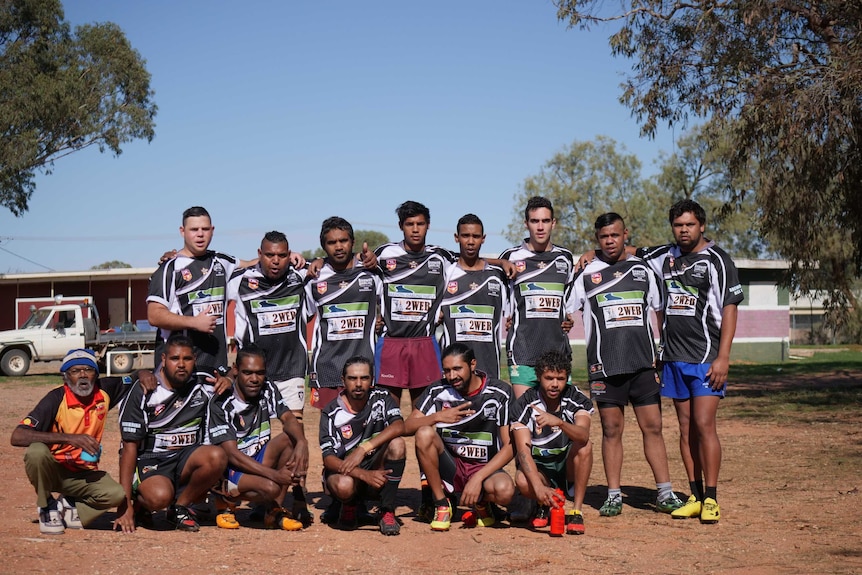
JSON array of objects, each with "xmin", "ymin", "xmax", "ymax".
[{"xmin": 2, "ymin": 363, "xmax": 861, "ymax": 575}]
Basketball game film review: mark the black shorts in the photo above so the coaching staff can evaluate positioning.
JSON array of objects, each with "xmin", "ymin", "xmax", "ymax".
[
  {"xmin": 135, "ymin": 446, "xmax": 201, "ymax": 491},
  {"xmin": 590, "ymin": 369, "xmax": 661, "ymax": 408},
  {"xmin": 322, "ymin": 448, "xmax": 387, "ymax": 499}
]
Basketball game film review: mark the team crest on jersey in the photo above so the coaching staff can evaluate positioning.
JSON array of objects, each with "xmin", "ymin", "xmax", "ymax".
[
  {"xmin": 409, "ymin": 261, "xmax": 418, "ymax": 269},
  {"xmin": 174, "ymin": 400, "xmax": 184, "ymax": 410},
  {"xmin": 516, "ymin": 261, "xmax": 526, "ymax": 272},
  {"xmin": 238, "ymin": 415, "xmax": 245, "ymax": 428},
  {"xmin": 201, "ymin": 267, "xmax": 209, "ymax": 275},
  {"xmin": 447, "ymin": 281, "xmax": 458, "ymax": 294},
  {"xmin": 181, "ymin": 269, "xmax": 192, "ymax": 282},
  {"xmin": 537, "ymin": 262, "xmax": 547, "ymax": 269},
  {"xmin": 154, "ymin": 404, "xmax": 166, "ymax": 416},
  {"xmin": 317, "ymin": 282, "xmax": 327, "ymax": 295},
  {"xmin": 469, "ymin": 282, "xmax": 479, "ymax": 290},
  {"xmin": 340, "ymin": 424, "xmax": 353, "ymax": 439},
  {"xmin": 591, "ymin": 273, "xmax": 603, "ymax": 284},
  {"xmin": 386, "ymin": 259, "xmax": 397, "ymax": 271},
  {"xmin": 339, "ymin": 281, "xmax": 349, "ymax": 289},
  {"xmin": 248, "ymin": 278, "xmax": 259, "ymax": 290},
  {"xmin": 613, "ymin": 271, "xmax": 623, "ymax": 278}
]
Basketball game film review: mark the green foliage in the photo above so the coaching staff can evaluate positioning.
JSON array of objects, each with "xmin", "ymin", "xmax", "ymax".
[
  {"xmin": 507, "ymin": 133, "xmax": 766, "ymax": 256},
  {"xmin": 0, "ymin": 0, "xmax": 157, "ymax": 215},
  {"xmin": 91, "ymin": 260, "xmax": 131, "ymax": 270},
  {"xmin": 555, "ymin": 0, "xmax": 862, "ymax": 318}
]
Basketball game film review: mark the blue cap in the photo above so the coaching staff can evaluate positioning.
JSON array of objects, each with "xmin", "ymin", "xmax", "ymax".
[{"xmin": 60, "ymin": 349, "xmax": 98, "ymax": 373}]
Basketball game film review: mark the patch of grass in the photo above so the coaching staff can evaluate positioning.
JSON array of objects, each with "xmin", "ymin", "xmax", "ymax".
[
  {"xmin": 732, "ymin": 346, "xmax": 862, "ymax": 382},
  {"xmin": 0, "ymin": 375, "xmax": 62, "ymax": 387},
  {"xmin": 725, "ymin": 386, "xmax": 862, "ymax": 422}
]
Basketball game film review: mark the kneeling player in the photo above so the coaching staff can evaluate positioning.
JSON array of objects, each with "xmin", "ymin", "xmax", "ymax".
[
  {"xmin": 319, "ymin": 356, "xmax": 406, "ymax": 535},
  {"xmin": 511, "ymin": 350, "xmax": 594, "ymax": 534},
  {"xmin": 208, "ymin": 345, "xmax": 310, "ymax": 530},
  {"xmin": 405, "ymin": 343, "xmax": 515, "ymax": 531}
]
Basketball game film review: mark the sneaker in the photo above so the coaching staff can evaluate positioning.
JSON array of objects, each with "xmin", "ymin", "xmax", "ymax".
[
  {"xmin": 599, "ymin": 496, "xmax": 622, "ymax": 517},
  {"xmin": 700, "ymin": 497, "xmax": 720, "ymax": 524},
  {"xmin": 292, "ymin": 502, "xmax": 314, "ymax": 528},
  {"xmin": 167, "ymin": 504, "xmax": 200, "ymax": 532},
  {"xmin": 321, "ymin": 499, "xmax": 341, "ymax": 525},
  {"xmin": 655, "ymin": 493, "xmax": 685, "ymax": 514},
  {"xmin": 38, "ymin": 498, "xmax": 65, "ymax": 535},
  {"xmin": 566, "ymin": 510, "xmax": 585, "ymax": 535},
  {"xmin": 337, "ymin": 503, "xmax": 358, "ymax": 531},
  {"xmin": 475, "ymin": 502, "xmax": 495, "ymax": 527},
  {"xmin": 430, "ymin": 501, "xmax": 452, "ymax": 531},
  {"xmin": 507, "ymin": 494, "xmax": 535, "ymax": 524},
  {"xmin": 59, "ymin": 496, "xmax": 82, "ymax": 529},
  {"xmin": 671, "ymin": 494, "xmax": 702, "ymax": 519},
  {"xmin": 265, "ymin": 506, "xmax": 303, "ymax": 531},
  {"xmin": 531, "ymin": 506, "xmax": 550, "ymax": 529},
  {"xmin": 378, "ymin": 509, "xmax": 400, "ymax": 536}
]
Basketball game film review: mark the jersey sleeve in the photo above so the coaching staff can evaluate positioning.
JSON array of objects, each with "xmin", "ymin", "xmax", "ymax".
[
  {"xmin": 414, "ymin": 385, "xmax": 439, "ymax": 416},
  {"xmin": 318, "ymin": 410, "xmax": 339, "ymax": 459},
  {"xmin": 98, "ymin": 375, "xmax": 136, "ymax": 409},
  {"xmin": 118, "ymin": 383, "xmax": 149, "ymax": 442},
  {"xmin": 384, "ymin": 393, "xmax": 404, "ymax": 425},
  {"xmin": 17, "ymin": 388, "xmax": 64, "ymax": 432},
  {"xmin": 268, "ymin": 381, "xmax": 290, "ymax": 419},
  {"xmin": 715, "ymin": 251, "xmax": 744, "ymax": 307},
  {"xmin": 509, "ymin": 394, "xmax": 532, "ymax": 428},
  {"xmin": 147, "ymin": 259, "xmax": 176, "ymax": 308},
  {"xmin": 206, "ymin": 396, "xmax": 236, "ymax": 445}
]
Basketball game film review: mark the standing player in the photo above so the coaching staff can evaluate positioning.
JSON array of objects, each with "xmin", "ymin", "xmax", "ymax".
[
  {"xmin": 436, "ymin": 213, "xmax": 509, "ymax": 378},
  {"xmin": 572, "ymin": 213, "xmax": 683, "ymax": 517},
  {"xmin": 404, "ymin": 343, "xmax": 515, "ymax": 531},
  {"xmin": 115, "ymin": 335, "xmax": 230, "ymax": 533},
  {"xmin": 147, "ymin": 206, "xmax": 237, "ymax": 376},
  {"xmin": 511, "ymin": 350, "xmax": 593, "ymax": 534},
  {"xmin": 305, "ymin": 217, "xmax": 383, "ymax": 410},
  {"xmin": 208, "ymin": 345, "xmax": 309, "ymax": 530},
  {"xmin": 500, "ymin": 196, "xmax": 576, "ymax": 398},
  {"xmin": 637, "ymin": 200, "xmax": 743, "ymax": 524},
  {"xmin": 319, "ymin": 356, "xmax": 406, "ymax": 536},
  {"xmin": 226, "ymin": 230, "xmax": 312, "ymax": 525},
  {"xmin": 374, "ymin": 201, "xmax": 456, "ymax": 404}
]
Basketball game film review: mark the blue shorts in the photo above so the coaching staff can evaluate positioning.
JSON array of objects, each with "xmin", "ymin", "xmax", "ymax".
[
  {"xmin": 214, "ymin": 444, "xmax": 268, "ymax": 498},
  {"xmin": 661, "ymin": 361, "xmax": 726, "ymax": 399}
]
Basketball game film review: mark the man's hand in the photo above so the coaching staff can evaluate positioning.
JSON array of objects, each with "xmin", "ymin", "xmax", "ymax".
[
  {"xmin": 534, "ymin": 483, "xmax": 562, "ymax": 508},
  {"xmin": 271, "ymin": 465, "xmax": 297, "ymax": 487},
  {"xmin": 137, "ymin": 370, "xmax": 157, "ymax": 393},
  {"xmin": 498, "ymin": 259, "xmax": 517, "ymax": 279},
  {"xmin": 290, "ymin": 252, "xmax": 306, "ymax": 269},
  {"xmin": 204, "ymin": 372, "xmax": 233, "ymax": 395},
  {"xmin": 338, "ymin": 447, "xmax": 367, "ymax": 475},
  {"xmin": 113, "ymin": 498, "xmax": 136, "ymax": 534},
  {"xmin": 284, "ymin": 439, "xmax": 309, "ymax": 480},
  {"xmin": 706, "ymin": 355, "xmax": 730, "ymax": 390},
  {"xmin": 306, "ymin": 258, "xmax": 324, "ymax": 279},
  {"xmin": 575, "ymin": 250, "xmax": 595, "ymax": 272},
  {"xmin": 561, "ymin": 314, "xmax": 574, "ymax": 333},
  {"xmin": 435, "ymin": 402, "xmax": 475, "ymax": 424},
  {"xmin": 189, "ymin": 313, "xmax": 218, "ymax": 334},
  {"xmin": 532, "ymin": 406, "xmax": 564, "ymax": 432},
  {"xmin": 362, "ymin": 468, "xmax": 391, "ymax": 490},
  {"xmin": 158, "ymin": 249, "xmax": 178, "ymax": 265},
  {"xmin": 359, "ymin": 242, "xmax": 377, "ymax": 268},
  {"xmin": 67, "ymin": 433, "xmax": 101, "ymax": 456},
  {"xmin": 460, "ymin": 474, "xmax": 484, "ymax": 507}
]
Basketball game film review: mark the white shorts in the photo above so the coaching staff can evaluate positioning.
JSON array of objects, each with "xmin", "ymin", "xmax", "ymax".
[{"xmin": 274, "ymin": 377, "xmax": 306, "ymax": 412}]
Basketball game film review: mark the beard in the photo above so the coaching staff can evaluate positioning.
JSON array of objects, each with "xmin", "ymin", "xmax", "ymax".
[{"xmin": 68, "ymin": 377, "xmax": 95, "ymax": 399}]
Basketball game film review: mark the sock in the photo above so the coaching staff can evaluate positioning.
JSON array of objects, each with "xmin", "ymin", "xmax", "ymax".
[
  {"xmin": 420, "ymin": 477, "xmax": 431, "ymax": 505},
  {"xmin": 607, "ymin": 488, "xmax": 622, "ymax": 501},
  {"xmin": 704, "ymin": 486, "xmax": 717, "ymax": 502},
  {"xmin": 292, "ymin": 484, "xmax": 307, "ymax": 504},
  {"xmin": 656, "ymin": 482, "xmax": 673, "ymax": 502},
  {"xmin": 379, "ymin": 459, "xmax": 406, "ymax": 511},
  {"xmin": 434, "ymin": 497, "xmax": 449, "ymax": 508},
  {"xmin": 690, "ymin": 480, "xmax": 704, "ymax": 501}
]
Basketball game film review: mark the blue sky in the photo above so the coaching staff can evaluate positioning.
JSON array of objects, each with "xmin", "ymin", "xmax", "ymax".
[{"xmin": 0, "ymin": 0, "xmax": 677, "ymax": 273}]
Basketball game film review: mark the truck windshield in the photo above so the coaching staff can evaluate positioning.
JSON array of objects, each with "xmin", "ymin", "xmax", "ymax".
[{"xmin": 22, "ymin": 309, "xmax": 52, "ymax": 329}]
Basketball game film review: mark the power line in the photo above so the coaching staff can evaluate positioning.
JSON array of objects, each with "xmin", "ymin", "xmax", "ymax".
[{"xmin": 0, "ymin": 241, "xmax": 55, "ymax": 271}]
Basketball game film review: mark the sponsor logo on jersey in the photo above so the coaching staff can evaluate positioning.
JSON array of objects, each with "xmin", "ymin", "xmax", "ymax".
[
  {"xmin": 632, "ymin": 268, "xmax": 647, "ymax": 282},
  {"xmin": 730, "ymin": 283, "xmax": 743, "ymax": 296},
  {"xmin": 469, "ymin": 282, "xmax": 478, "ymax": 290},
  {"xmin": 340, "ymin": 424, "xmax": 353, "ymax": 439},
  {"xmin": 339, "ymin": 281, "xmax": 349, "ymax": 289},
  {"xmin": 447, "ymin": 281, "xmax": 458, "ymax": 294},
  {"xmin": 537, "ymin": 262, "xmax": 547, "ymax": 269},
  {"xmin": 358, "ymin": 277, "xmax": 374, "ymax": 291},
  {"xmin": 428, "ymin": 260, "xmax": 442, "ymax": 274},
  {"xmin": 488, "ymin": 281, "xmax": 500, "ymax": 295},
  {"xmin": 589, "ymin": 363, "xmax": 603, "ymax": 374},
  {"xmin": 142, "ymin": 464, "xmax": 159, "ymax": 474},
  {"xmin": 214, "ymin": 261, "xmax": 224, "ymax": 276},
  {"xmin": 409, "ymin": 261, "xmax": 418, "ymax": 269},
  {"xmin": 613, "ymin": 271, "xmax": 623, "ymax": 278},
  {"xmin": 248, "ymin": 278, "xmax": 259, "ymax": 289},
  {"xmin": 386, "ymin": 259, "xmax": 397, "ymax": 271},
  {"xmin": 317, "ymin": 281, "xmax": 327, "ymax": 295},
  {"xmin": 483, "ymin": 405, "xmax": 497, "ymax": 419},
  {"xmin": 691, "ymin": 262, "xmax": 708, "ymax": 279},
  {"xmin": 590, "ymin": 381, "xmax": 606, "ymax": 393},
  {"xmin": 516, "ymin": 261, "xmax": 526, "ymax": 273},
  {"xmin": 181, "ymin": 268, "xmax": 192, "ymax": 282},
  {"xmin": 555, "ymin": 260, "xmax": 568, "ymax": 273},
  {"xmin": 591, "ymin": 273, "xmax": 603, "ymax": 284}
]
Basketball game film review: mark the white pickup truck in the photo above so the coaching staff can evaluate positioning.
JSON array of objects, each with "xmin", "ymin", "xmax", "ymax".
[{"xmin": 0, "ymin": 302, "xmax": 157, "ymax": 377}]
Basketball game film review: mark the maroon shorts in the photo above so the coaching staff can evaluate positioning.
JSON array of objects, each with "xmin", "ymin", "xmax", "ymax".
[
  {"xmin": 310, "ymin": 386, "xmax": 342, "ymax": 409},
  {"xmin": 375, "ymin": 336, "xmax": 441, "ymax": 389}
]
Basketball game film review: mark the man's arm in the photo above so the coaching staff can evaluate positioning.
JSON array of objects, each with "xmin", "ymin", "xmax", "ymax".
[
  {"xmin": 147, "ymin": 301, "xmax": 215, "ymax": 334},
  {"xmin": 10, "ymin": 425, "xmax": 101, "ymax": 455},
  {"xmin": 403, "ymin": 403, "xmax": 473, "ymax": 435},
  {"xmin": 278, "ymin": 410, "xmax": 309, "ymax": 478},
  {"xmin": 706, "ymin": 304, "xmax": 738, "ymax": 389},
  {"xmin": 114, "ymin": 440, "xmax": 139, "ymax": 533},
  {"xmin": 512, "ymin": 426, "xmax": 559, "ymax": 507}
]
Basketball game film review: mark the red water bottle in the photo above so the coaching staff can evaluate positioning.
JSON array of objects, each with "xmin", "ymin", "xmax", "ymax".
[{"xmin": 549, "ymin": 488, "xmax": 565, "ymax": 536}]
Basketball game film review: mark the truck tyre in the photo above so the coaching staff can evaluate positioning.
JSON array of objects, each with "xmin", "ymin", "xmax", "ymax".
[
  {"xmin": 1, "ymin": 349, "xmax": 31, "ymax": 377},
  {"xmin": 109, "ymin": 348, "xmax": 135, "ymax": 374}
]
